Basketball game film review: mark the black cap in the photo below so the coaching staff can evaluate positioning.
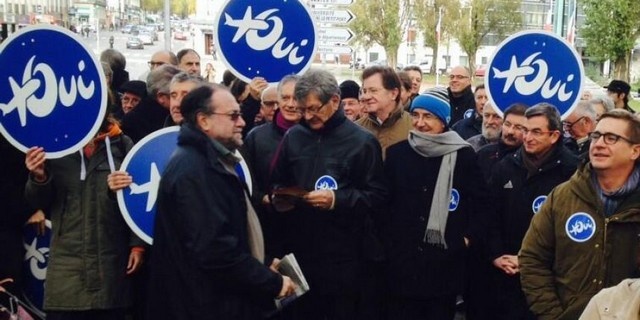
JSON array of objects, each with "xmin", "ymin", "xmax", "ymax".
[
  {"xmin": 339, "ymin": 80, "xmax": 360, "ymax": 100},
  {"xmin": 119, "ymin": 80, "xmax": 148, "ymax": 98},
  {"xmin": 605, "ymin": 80, "xmax": 630, "ymax": 95}
]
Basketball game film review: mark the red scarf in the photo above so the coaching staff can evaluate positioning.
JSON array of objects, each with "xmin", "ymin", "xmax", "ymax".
[{"xmin": 83, "ymin": 123, "xmax": 122, "ymax": 158}]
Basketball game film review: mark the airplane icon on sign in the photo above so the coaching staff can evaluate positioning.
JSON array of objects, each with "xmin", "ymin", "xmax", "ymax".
[
  {"xmin": 129, "ymin": 162, "xmax": 161, "ymax": 212},
  {"xmin": 224, "ymin": 6, "xmax": 277, "ymax": 42}
]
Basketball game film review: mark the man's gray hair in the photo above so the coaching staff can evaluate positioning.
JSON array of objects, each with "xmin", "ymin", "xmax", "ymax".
[
  {"xmin": 277, "ymin": 74, "xmax": 300, "ymax": 97},
  {"xmin": 294, "ymin": 69, "xmax": 340, "ymax": 103},
  {"xmin": 589, "ymin": 96, "xmax": 615, "ymax": 112},
  {"xmin": 571, "ymin": 100, "xmax": 597, "ymax": 120},
  {"xmin": 147, "ymin": 64, "xmax": 182, "ymax": 97},
  {"xmin": 526, "ymin": 102, "xmax": 563, "ymax": 132},
  {"xmin": 100, "ymin": 49, "xmax": 126, "ymax": 71},
  {"xmin": 170, "ymin": 72, "xmax": 204, "ymax": 87},
  {"xmin": 261, "ymin": 85, "xmax": 277, "ymax": 101}
]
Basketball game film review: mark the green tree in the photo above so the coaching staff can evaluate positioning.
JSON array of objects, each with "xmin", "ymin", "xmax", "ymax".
[
  {"xmin": 141, "ymin": 0, "xmax": 163, "ymax": 13},
  {"xmin": 581, "ymin": 0, "xmax": 640, "ymax": 81},
  {"xmin": 351, "ymin": 0, "xmax": 411, "ymax": 68},
  {"xmin": 452, "ymin": 0, "xmax": 522, "ymax": 79},
  {"xmin": 171, "ymin": 0, "xmax": 196, "ymax": 18},
  {"xmin": 413, "ymin": 0, "xmax": 460, "ymax": 74}
]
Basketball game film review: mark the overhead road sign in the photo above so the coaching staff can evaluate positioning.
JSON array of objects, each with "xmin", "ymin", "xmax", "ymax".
[
  {"xmin": 317, "ymin": 27, "xmax": 354, "ymax": 44},
  {"xmin": 318, "ymin": 46, "xmax": 353, "ymax": 54},
  {"xmin": 312, "ymin": 9, "xmax": 355, "ymax": 24}
]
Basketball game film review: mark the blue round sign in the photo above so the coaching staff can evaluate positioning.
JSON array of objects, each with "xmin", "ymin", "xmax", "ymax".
[
  {"xmin": 532, "ymin": 195, "xmax": 547, "ymax": 214},
  {"xmin": 118, "ymin": 127, "xmax": 179, "ymax": 244},
  {"xmin": 0, "ymin": 25, "xmax": 107, "ymax": 159},
  {"xmin": 449, "ymin": 188, "xmax": 460, "ymax": 211},
  {"xmin": 485, "ymin": 31, "xmax": 584, "ymax": 119},
  {"xmin": 214, "ymin": 0, "xmax": 317, "ymax": 84},
  {"xmin": 315, "ymin": 175, "xmax": 338, "ymax": 191},
  {"xmin": 565, "ymin": 212, "xmax": 596, "ymax": 243},
  {"xmin": 118, "ymin": 126, "xmax": 254, "ymax": 244},
  {"xmin": 22, "ymin": 219, "xmax": 52, "ymax": 312}
]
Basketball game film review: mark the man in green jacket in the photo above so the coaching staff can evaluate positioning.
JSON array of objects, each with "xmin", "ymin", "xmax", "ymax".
[{"xmin": 520, "ymin": 109, "xmax": 640, "ymax": 320}]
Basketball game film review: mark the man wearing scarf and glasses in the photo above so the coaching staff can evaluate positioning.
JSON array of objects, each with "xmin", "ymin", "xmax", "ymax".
[{"xmin": 382, "ymin": 87, "xmax": 489, "ymax": 319}]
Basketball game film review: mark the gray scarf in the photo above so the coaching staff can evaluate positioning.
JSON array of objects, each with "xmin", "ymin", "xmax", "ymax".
[
  {"xmin": 408, "ymin": 130, "xmax": 470, "ymax": 249},
  {"xmin": 217, "ymin": 145, "xmax": 265, "ymax": 263}
]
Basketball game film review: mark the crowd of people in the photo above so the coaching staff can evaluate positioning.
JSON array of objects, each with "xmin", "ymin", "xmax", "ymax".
[{"xmin": 2, "ymin": 45, "xmax": 640, "ymax": 320}]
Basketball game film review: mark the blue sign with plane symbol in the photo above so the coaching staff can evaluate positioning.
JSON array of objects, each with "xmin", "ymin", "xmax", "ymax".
[
  {"xmin": 485, "ymin": 30, "xmax": 584, "ymax": 119},
  {"xmin": 214, "ymin": 0, "xmax": 317, "ymax": 84},
  {"xmin": 0, "ymin": 25, "xmax": 107, "ymax": 159}
]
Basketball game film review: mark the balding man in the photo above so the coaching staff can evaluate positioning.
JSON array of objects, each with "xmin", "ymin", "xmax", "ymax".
[
  {"xmin": 448, "ymin": 66, "xmax": 475, "ymax": 123},
  {"xmin": 563, "ymin": 101, "xmax": 598, "ymax": 158},
  {"xmin": 139, "ymin": 50, "xmax": 178, "ymax": 81}
]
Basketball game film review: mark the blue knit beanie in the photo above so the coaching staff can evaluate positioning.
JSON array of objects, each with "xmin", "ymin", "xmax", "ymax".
[{"xmin": 410, "ymin": 87, "xmax": 451, "ymax": 125}]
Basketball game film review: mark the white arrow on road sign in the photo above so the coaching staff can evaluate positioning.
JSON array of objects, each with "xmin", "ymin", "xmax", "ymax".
[
  {"xmin": 312, "ymin": 9, "xmax": 355, "ymax": 24},
  {"xmin": 309, "ymin": 0, "xmax": 354, "ymax": 5},
  {"xmin": 318, "ymin": 46, "xmax": 353, "ymax": 54},
  {"xmin": 317, "ymin": 27, "xmax": 354, "ymax": 44}
]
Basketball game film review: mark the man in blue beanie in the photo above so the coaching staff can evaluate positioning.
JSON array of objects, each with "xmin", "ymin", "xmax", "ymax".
[{"xmin": 382, "ymin": 87, "xmax": 490, "ymax": 319}]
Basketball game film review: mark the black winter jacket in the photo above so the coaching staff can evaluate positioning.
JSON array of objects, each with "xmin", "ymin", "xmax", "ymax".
[
  {"xmin": 270, "ymin": 110, "xmax": 387, "ymax": 295},
  {"xmin": 448, "ymin": 86, "xmax": 476, "ymax": 124},
  {"xmin": 487, "ymin": 144, "xmax": 578, "ymax": 261},
  {"xmin": 476, "ymin": 140, "xmax": 520, "ymax": 182},
  {"xmin": 147, "ymin": 124, "xmax": 282, "ymax": 320},
  {"xmin": 383, "ymin": 140, "xmax": 489, "ymax": 299}
]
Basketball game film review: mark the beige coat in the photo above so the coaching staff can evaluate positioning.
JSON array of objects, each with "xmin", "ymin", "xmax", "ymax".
[
  {"xmin": 355, "ymin": 104, "xmax": 412, "ymax": 159},
  {"xmin": 580, "ymin": 279, "xmax": 640, "ymax": 320}
]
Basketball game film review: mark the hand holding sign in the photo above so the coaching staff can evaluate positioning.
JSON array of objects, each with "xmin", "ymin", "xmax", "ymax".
[{"xmin": 25, "ymin": 146, "xmax": 47, "ymax": 181}]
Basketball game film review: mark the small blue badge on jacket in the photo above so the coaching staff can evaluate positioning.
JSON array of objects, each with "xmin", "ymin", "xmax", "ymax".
[
  {"xmin": 315, "ymin": 175, "xmax": 338, "ymax": 190},
  {"xmin": 449, "ymin": 188, "xmax": 460, "ymax": 211},
  {"xmin": 565, "ymin": 212, "xmax": 596, "ymax": 242},
  {"xmin": 532, "ymin": 195, "xmax": 547, "ymax": 214}
]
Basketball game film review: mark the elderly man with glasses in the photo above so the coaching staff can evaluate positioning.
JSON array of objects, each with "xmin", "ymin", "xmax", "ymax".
[
  {"xmin": 269, "ymin": 69, "xmax": 387, "ymax": 320},
  {"xmin": 563, "ymin": 100, "xmax": 598, "ymax": 158},
  {"xmin": 147, "ymin": 84, "xmax": 296, "ymax": 319},
  {"xmin": 486, "ymin": 103, "xmax": 578, "ymax": 319},
  {"xmin": 520, "ymin": 109, "xmax": 640, "ymax": 319}
]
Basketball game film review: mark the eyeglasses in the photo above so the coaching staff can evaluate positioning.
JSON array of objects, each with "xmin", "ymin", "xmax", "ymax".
[
  {"xmin": 503, "ymin": 121, "xmax": 525, "ymax": 132},
  {"xmin": 148, "ymin": 61, "xmax": 166, "ymax": 68},
  {"xmin": 562, "ymin": 116, "xmax": 585, "ymax": 130},
  {"xmin": 262, "ymin": 101, "xmax": 278, "ymax": 108},
  {"xmin": 522, "ymin": 128, "xmax": 557, "ymax": 138},
  {"xmin": 589, "ymin": 131, "xmax": 636, "ymax": 145},
  {"xmin": 211, "ymin": 110, "xmax": 243, "ymax": 121},
  {"xmin": 121, "ymin": 96, "xmax": 140, "ymax": 104},
  {"xmin": 298, "ymin": 101, "xmax": 328, "ymax": 115},
  {"xmin": 448, "ymin": 74, "xmax": 470, "ymax": 80}
]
